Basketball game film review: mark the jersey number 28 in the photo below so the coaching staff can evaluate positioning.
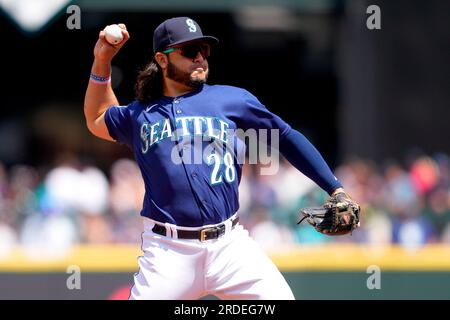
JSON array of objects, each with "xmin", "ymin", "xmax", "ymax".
[{"xmin": 207, "ymin": 151, "xmax": 236, "ymax": 185}]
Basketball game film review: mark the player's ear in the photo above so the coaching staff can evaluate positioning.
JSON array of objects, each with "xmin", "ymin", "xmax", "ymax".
[{"xmin": 155, "ymin": 52, "xmax": 168, "ymax": 69}]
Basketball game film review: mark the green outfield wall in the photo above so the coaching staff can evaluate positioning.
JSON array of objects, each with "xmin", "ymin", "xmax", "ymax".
[{"xmin": 1, "ymin": 245, "xmax": 449, "ymax": 299}]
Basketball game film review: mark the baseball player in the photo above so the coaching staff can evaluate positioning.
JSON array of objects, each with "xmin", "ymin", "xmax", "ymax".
[{"xmin": 84, "ymin": 17, "xmax": 355, "ymax": 300}]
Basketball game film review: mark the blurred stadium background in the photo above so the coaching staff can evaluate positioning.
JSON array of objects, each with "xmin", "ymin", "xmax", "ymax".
[{"xmin": 0, "ymin": 0, "xmax": 449, "ymax": 299}]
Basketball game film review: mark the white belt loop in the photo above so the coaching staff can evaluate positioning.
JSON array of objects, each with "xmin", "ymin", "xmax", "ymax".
[
  {"xmin": 164, "ymin": 223, "xmax": 172, "ymax": 237},
  {"xmin": 224, "ymin": 218, "xmax": 232, "ymax": 234},
  {"xmin": 170, "ymin": 225, "xmax": 178, "ymax": 239}
]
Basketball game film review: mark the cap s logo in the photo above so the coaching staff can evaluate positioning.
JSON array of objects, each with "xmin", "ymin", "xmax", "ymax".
[{"xmin": 186, "ymin": 19, "xmax": 197, "ymax": 33}]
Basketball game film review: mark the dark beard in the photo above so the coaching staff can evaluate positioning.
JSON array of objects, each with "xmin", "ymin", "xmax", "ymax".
[{"xmin": 166, "ymin": 58, "xmax": 208, "ymax": 88}]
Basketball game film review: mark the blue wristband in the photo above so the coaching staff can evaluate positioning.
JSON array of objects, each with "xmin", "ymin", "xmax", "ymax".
[{"xmin": 90, "ymin": 73, "xmax": 111, "ymax": 84}]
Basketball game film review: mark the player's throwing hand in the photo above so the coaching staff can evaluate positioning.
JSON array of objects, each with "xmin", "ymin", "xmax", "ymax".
[{"xmin": 94, "ymin": 23, "xmax": 130, "ymax": 63}]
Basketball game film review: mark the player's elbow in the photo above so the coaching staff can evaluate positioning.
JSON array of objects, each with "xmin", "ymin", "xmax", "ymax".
[
  {"xmin": 85, "ymin": 119, "xmax": 97, "ymax": 136},
  {"xmin": 84, "ymin": 107, "xmax": 97, "ymax": 135},
  {"xmin": 85, "ymin": 119, "xmax": 101, "ymax": 139},
  {"xmin": 84, "ymin": 112, "xmax": 114, "ymax": 142},
  {"xmin": 87, "ymin": 122, "xmax": 114, "ymax": 142}
]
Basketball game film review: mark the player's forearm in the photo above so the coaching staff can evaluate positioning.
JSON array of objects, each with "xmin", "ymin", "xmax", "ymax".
[
  {"xmin": 84, "ymin": 59, "xmax": 119, "ymax": 125},
  {"xmin": 279, "ymin": 129, "xmax": 343, "ymax": 195}
]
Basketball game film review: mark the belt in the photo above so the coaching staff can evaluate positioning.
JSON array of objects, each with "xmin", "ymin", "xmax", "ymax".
[{"xmin": 151, "ymin": 216, "xmax": 239, "ymax": 242}]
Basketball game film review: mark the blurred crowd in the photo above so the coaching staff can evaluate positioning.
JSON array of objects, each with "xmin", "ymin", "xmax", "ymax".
[{"xmin": 1, "ymin": 152, "xmax": 450, "ymax": 255}]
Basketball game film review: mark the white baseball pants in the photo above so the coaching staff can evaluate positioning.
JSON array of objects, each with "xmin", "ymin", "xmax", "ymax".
[{"xmin": 129, "ymin": 217, "xmax": 295, "ymax": 300}]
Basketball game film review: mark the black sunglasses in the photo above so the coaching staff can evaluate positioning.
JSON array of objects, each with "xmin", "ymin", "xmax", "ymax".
[{"xmin": 162, "ymin": 43, "xmax": 211, "ymax": 59}]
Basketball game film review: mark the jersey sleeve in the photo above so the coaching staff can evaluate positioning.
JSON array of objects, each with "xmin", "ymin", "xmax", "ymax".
[
  {"xmin": 238, "ymin": 89, "xmax": 291, "ymax": 138},
  {"xmin": 104, "ymin": 104, "xmax": 134, "ymax": 147}
]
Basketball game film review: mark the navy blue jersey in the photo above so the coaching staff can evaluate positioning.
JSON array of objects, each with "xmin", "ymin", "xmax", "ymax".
[{"xmin": 105, "ymin": 84, "xmax": 291, "ymax": 226}]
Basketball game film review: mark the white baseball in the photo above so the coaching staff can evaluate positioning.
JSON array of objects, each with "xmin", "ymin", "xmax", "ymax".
[{"xmin": 104, "ymin": 24, "xmax": 124, "ymax": 45}]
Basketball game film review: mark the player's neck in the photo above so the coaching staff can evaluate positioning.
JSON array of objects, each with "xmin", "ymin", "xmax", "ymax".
[{"xmin": 162, "ymin": 77, "xmax": 195, "ymax": 98}]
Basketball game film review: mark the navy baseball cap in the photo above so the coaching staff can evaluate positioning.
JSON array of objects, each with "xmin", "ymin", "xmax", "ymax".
[{"xmin": 153, "ymin": 17, "xmax": 219, "ymax": 54}]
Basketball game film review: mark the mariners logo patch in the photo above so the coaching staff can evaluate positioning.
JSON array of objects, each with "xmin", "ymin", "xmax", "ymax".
[{"xmin": 186, "ymin": 19, "xmax": 197, "ymax": 33}]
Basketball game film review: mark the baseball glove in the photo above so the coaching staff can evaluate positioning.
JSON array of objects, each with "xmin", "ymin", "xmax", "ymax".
[{"xmin": 297, "ymin": 192, "xmax": 361, "ymax": 236}]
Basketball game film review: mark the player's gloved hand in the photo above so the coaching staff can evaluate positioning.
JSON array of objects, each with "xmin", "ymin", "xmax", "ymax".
[
  {"xmin": 94, "ymin": 24, "xmax": 130, "ymax": 63},
  {"xmin": 297, "ymin": 190, "xmax": 361, "ymax": 236}
]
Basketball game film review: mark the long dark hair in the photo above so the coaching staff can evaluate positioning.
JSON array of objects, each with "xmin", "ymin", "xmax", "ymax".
[{"xmin": 135, "ymin": 58, "xmax": 163, "ymax": 103}]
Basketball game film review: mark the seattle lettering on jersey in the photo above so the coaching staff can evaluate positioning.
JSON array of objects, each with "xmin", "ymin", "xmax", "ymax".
[{"xmin": 140, "ymin": 116, "xmax": 230, "ymax": 154}]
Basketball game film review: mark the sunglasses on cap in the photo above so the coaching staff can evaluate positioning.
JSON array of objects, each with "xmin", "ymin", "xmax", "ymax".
[{"xmin": 162, "ymin": 43, "xmax": 211, "ymax": 59}]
